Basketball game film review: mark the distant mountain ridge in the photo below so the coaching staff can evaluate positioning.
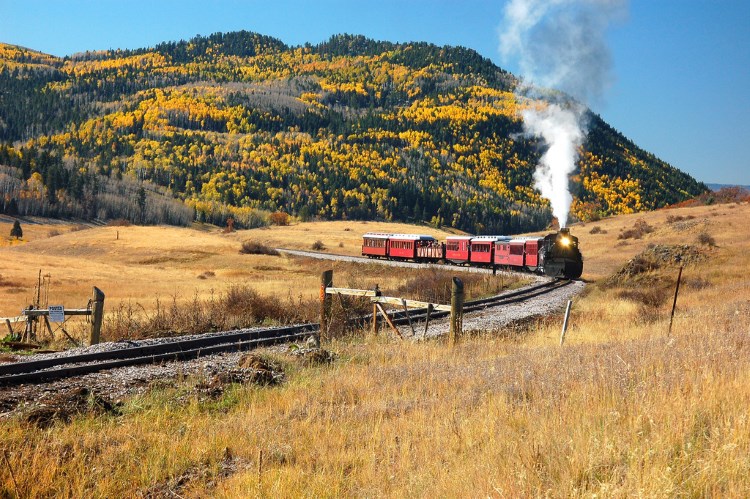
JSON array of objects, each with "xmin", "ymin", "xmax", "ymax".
[
  {"xmin": 0, "ymin": 31, "xmax": 707, "ymax": 231},
  {"xmin": 707, "ymin": 183, "xmax": 749, "ymax": 192}
]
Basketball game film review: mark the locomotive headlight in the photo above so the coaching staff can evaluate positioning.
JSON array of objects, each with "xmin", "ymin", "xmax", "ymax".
[{"xmin": 560, "ymin": 236, "xmax": 571, "ymax": 247}]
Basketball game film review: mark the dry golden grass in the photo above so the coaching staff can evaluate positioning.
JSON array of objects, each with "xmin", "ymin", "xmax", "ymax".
[
  {"xmin": 0, "ymin": 220, "xmax": 458, "ymax": 314},
  {"xmin": 2, "ymin": 202, "xmax": 750, "ymax": 496},
  {"xmin": 3, "ymin": 330, "xmax": 750, "ymax": 496}
]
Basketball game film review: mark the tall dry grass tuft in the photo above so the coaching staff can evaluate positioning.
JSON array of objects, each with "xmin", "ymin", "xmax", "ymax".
[
  {"xmin": 618, "ymin": 219, "xmax": 654, "ymax": 240},
  {"xmin": 397, "ymin": 267, "xmax": 518, "ymax": 303},
  {"xmin": 102, "ymin": 286, "xmax": 318, "ymax": 340},
  {"xmin": 697, "ymin": 231, "xmax": 717, "ymax": 247},
  {"xmin": 238, "ymin": 240, "xmax": 279, "ymax": 255}
]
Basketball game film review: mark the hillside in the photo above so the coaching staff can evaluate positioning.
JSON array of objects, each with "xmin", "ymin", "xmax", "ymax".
[{"xmin": 0, "ymin": 32, "xmax": 706, "ymax": 232}]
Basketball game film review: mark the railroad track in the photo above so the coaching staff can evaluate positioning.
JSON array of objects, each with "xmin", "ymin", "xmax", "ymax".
[
  {"xmin": 0, "ymin": 325, "xmax": 317, "ymax": 386},
  {"xmin": 0, "ymin": 279, "xmax": 570, "ymax": 386}
]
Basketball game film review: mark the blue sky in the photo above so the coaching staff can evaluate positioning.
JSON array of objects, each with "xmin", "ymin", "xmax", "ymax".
[{"xmin": 2, "ymin": 0, "xmax": 748, "ymax": 185}]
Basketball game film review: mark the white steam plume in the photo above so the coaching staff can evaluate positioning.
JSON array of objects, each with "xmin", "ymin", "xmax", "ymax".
[
  {"xmin": 499, "ymin": 0, "xmax": 626, "ymax": 227},
  {"xmin": 523, "ymin": 102, "xmax": 585, "ymax": 228}
]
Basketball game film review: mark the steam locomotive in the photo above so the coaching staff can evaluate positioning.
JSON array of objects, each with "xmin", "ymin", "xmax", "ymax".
[{"xmin": 361, "ymin": 228, "xmax": 583, "ymax": 279}]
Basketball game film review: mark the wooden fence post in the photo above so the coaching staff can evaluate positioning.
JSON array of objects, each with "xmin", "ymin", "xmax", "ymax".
[
  {"xmin": 449, "ymin": 277, "xmax": 464, "ymax": 346},
  {"xmin": 668, "ymin": 265, "xmax": 683, "ymax": 336},
  {"xmin": 89, "ymin": 287, "xmax": 105, "ymax": 345},
  {"xmin": 369, "ymin": 285, "xmax": 382, "ymax": 337},
  {"xmin": 401, "ymin": 299, "xmax": 415, "ymax": 337},
  {"xmin": 560, "ymin": 300, "xmax": 573, "ymax": 346},
  {"xmin": 423, "ymin": 303, "xmax": 433, "ymax": 339},
  {"xmin": 318, "ymin": 270, "xmax": 333, "ymax": 346}
]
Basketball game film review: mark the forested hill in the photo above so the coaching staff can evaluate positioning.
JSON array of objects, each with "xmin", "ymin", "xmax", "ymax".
[{"xmin": 0, "ymin": 32, "xmax": 706, "ymax": 232}]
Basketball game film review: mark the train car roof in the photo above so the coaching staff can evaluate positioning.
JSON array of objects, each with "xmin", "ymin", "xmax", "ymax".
[
  {"xmin": 510, "ymin": 236, "xmax": 545, "ymax": 242},
  {"xmin": 445, "ymin": 235, "xmax": 473, "ymax": 240},
  {"xmin": 470, "ymin": 235, "xmax": 513, "ymax": 242},
  {"xmin": 362, "ymin": 232, "xmax": 393, "ymax": 239},
  {"xmin": 388, "ymin": 233, "xmax": 436, "ymax": 241}
]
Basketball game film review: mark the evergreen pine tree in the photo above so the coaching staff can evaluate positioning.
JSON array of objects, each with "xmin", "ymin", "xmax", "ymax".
[{"xmin": 10, "ymin": 220, "xmax": 22, "ymax": 239}]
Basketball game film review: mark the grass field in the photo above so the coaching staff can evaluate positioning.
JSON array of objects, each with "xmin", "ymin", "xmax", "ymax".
[
  {"xmin": 0, "ymin": 219, "xmax": 469, "ymax": 342},
  {"xmin": 0, "ymin": 219, "xmax": 456, "ymax": 311},
  {"xmin": 1, "ymin": 202, "xmax": 749, "ymax": 496}
]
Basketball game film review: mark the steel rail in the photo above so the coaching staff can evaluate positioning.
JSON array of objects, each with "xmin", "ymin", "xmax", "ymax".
[
  {"xmin": 0, "ymin": 331, "xmax": 313, "ymax": 385},
  {"xmin": 0, "ymin": 325, "xmax": 317, "ymax": 385}
]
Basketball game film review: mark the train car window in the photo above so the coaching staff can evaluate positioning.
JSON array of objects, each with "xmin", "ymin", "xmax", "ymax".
[{"xmin": 364, "ymin": 238, "xmax": 386, "ymax": 248}]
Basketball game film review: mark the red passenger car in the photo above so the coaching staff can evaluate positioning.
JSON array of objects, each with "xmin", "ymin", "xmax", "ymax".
[
  {"xmin": 508, "ymin": 239, "xmax": 526, "ymax": 267},
  {"xmin": 495, "ymin": 239, "xmax": 526, "ymax": 267},
  {"xmin": 445, "ymin": 236, "xmax": 472, "ymax": 263},
  {"xmin": 361, "ymin": 232, "xmax": 390, "ymax": 257},
  {"xmin": 494, "ymin": 240, "xmax": 511, "ymax": 266},
  {"xmin": 387, "ymin": 234, "xmax": 438, "ymax": 260},
  {"xmin": 469, "ymin": 236, "xmax": 511, "ymax": 265}
]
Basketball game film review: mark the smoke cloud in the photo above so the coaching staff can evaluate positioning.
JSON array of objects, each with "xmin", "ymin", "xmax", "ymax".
[
  {"xmin": 523, "ymin": 102, "xmax": 585, "ymax": 228},
  {"xmin": 499, "ymin": 0, "xmax": 626, "ymax": 227}
]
